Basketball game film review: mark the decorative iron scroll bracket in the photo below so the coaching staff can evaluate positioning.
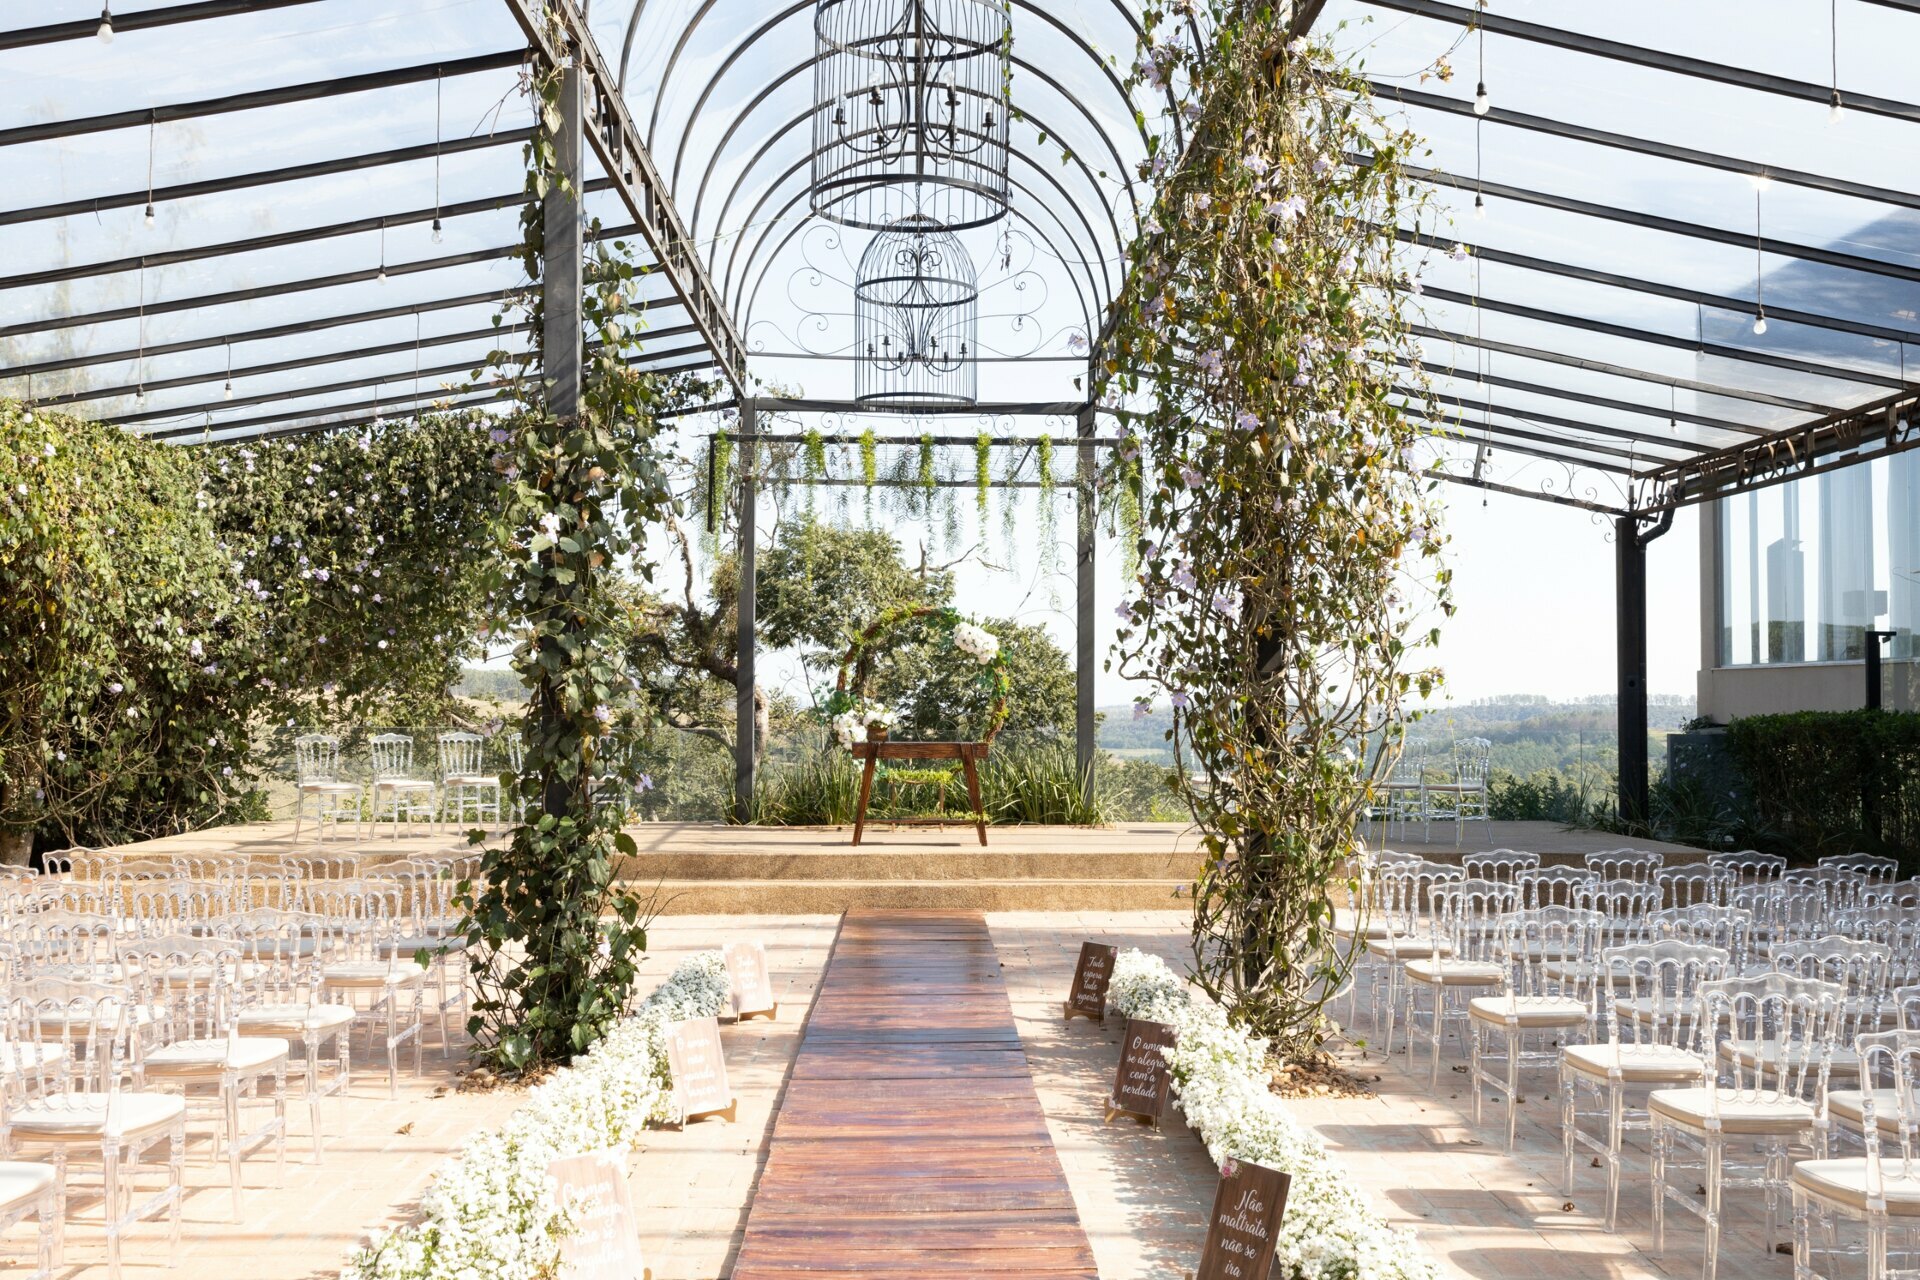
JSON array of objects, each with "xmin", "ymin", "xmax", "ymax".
[{"xmin": 503, "ymin": 0, "xmax": 749, "ymax": 397}]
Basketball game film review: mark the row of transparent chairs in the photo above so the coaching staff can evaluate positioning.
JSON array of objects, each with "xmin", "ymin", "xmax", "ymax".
[
  {"xmin": 292, "ymin": 733, "xmax": 517, "ymax": 842},
  {"xmin": 1339, "ymin": 845, "xmax": 1920, "ymax": 1280},
  {"xmin": 1371, "ymin": 737, "xmax": 1493, "ymax": 845}
]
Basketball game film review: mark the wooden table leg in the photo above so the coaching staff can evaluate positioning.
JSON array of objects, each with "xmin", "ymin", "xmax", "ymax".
[
  {"xmin": 852, "ymin": 755, "xmax": 878, "ymax": 846},
  {"xmin": 961, "ymin": 757, "xmax": 987, "ymax": 846}
]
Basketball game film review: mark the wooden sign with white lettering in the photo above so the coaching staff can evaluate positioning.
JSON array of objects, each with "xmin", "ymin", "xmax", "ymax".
[
  {"xmin": 665, "ymin": 1016, "xmax": 736, "ymax": 1124},
  {"xmin": 1190, "ymin": 1157, "xmax": 1290, "ymax": 1280},
  {"xmin": 1105, "ymin": 1017, "xmax": 1177, "ymax": 1125},
  {"xmin": 1062, "ymin": 941, "xmax": 1117, "ymax": 1023},
  {"xmin": 547, "ymin": 1147, "xmax": 650, "ymax": 1280},
  {"xmin": 724, "ymin": 940, "xmax": 778, "ymax": 1021}
]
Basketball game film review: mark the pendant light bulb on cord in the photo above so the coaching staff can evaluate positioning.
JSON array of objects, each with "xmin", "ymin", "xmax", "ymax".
[
  {"xmin": 1473, "ymin": 81, "xmax": 1490, "ymax": 115},
  {"xmin": 97, "ymin": 7, "xmax": 113, "ymax": 41}
]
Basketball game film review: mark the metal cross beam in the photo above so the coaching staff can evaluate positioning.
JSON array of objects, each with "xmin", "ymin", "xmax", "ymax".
[{"xmin": 502, "ymin": 0, "xmax": 748, "ymax": 397}]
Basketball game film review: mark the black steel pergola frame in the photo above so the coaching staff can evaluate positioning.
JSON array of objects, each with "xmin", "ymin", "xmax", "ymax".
[{"xmin": 3, "ymin": 0, "xmax": 1916, "ymax": 825}]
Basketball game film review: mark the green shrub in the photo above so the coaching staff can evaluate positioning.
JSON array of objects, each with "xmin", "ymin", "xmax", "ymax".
[
  {"xmin": 1487, "ymin": 769, "xmax": 1593, "ymax": 824},
  {"xmin": 1724, "ymin": 710, "xmax": 1920, "ymax": 868}
]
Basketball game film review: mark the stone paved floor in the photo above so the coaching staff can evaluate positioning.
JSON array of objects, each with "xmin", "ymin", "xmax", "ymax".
[
  {"xmin": 16, "ymin": 910, "xmax": 1821, "ymax": 1279},
  {"xmin": 1303, "ymin": 966, "xmax": 1800, "ymax": 1280}
]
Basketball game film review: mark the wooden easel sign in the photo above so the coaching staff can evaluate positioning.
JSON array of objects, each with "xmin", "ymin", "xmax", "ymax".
[
  {"xmin": 1105, "ymin": 1017, "xmax": 1177, "ymax": 1125},
  {"xmin": 724, "ymin": 940, "xmax": 778, "ymax": 1021},
  {"xmin": 665, "ymin": 1016, "xmax": 737, "ymax": 1124},
  {"xmin": 547, "ymin": 1147, "xmax": 650, "ymax": 1280},
  {"xmin": 1189, "ymin": 1157, "xmax": 1291, "ymax": 1280},
  {"xmin": 1062, "ymin": 941, "xmax": 1117, "ymax": 1023}
]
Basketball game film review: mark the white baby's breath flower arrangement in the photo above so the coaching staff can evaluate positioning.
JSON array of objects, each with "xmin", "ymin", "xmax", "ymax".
[
  {"xmin": 1109, "ymin": 949, "xmax": 1439, "ymax": 1280},
  {"xmin": 343, "ymin": 950, "xmax": 731, "ymax": 1280}
]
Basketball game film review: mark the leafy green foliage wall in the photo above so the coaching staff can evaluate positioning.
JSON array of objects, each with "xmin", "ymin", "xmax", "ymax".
[
  {"xmin": 1726, "ymin": 711, "xmax": 1920, "ymax": 868},
  {"xmin": 0, "ymin": 405, "xmax": 504, "ymax": 852}
]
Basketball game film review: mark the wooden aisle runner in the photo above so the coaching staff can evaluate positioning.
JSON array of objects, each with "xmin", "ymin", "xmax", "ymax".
[{"xmin": 732, "ymin": 909, "xmax": 1098, "ymax": 1278}]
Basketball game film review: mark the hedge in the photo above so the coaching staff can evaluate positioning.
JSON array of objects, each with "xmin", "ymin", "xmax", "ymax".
[{"xmin": 1724, "ymin": 710, "xmax": 1920, "ymax": 869}]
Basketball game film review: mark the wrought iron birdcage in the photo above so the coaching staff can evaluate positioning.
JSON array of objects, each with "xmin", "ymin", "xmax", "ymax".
[
  {"xmin": 811, "ymin": 0, "xmax": 1012, "ymax": 231},
  {"xmin": 853, "ymin": 215, "xmax": 978, "ymax": 405}
]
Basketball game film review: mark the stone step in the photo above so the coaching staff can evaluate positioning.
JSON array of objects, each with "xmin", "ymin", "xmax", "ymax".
[
  {"xmin": 613, "ymin": 848, "xmax": 1203, "ymax": 882},
  {"xmin": 628, "ymin": 878, "xmax": 1190, "ymax": 915}
]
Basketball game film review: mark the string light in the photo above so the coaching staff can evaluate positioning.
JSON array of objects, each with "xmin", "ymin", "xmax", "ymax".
[
  {"xmin": 143, "ymin": 115, "xmax": 156, "ymax": 227},
  {"xmin": 431, "ymin": 73, "xmax": 445, "ymax": 243},
  {"xmin": 96, "ymin": 5, "xmax": 113, "ymax": 42},
  {"xmin": 1472, "ymin": 116, "xmax": 1486, "ymax": 219},
  {"xmin": 23, "ymin": 373, "xmax": 32, "ymax": 423},
  {"xmin": 1472, "ymin": 11, "xmax": 1489, "ymax": 115},
  {"xmin": 223, "ymin": 341, "xmax": 234, "ymax": 399},
  {"xmin": 1828, "ymin": 0, "xmax": 1844, "ymax": 123},
  {"xmin": 1752, "ymin": 178, "xmax": 1768, "ymax": 335},
  {"xmin": 377, "ymin": 219, "xmax": 387, "ymax": 282}
]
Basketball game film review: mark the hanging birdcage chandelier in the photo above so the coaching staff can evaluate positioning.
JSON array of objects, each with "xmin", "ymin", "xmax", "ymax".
[
  {"xmin": 812, "ymin": 0, "xmax": 1012, "ymax": 231},
  {"xmin": 854, "ymin": 214, "xmax": 979, "ymax": 405}
]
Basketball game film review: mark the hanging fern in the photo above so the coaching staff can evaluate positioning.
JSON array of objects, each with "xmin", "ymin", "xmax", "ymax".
[
  {"xmin": 859, "ymin": 427, "xmax": 877, "ymax": 525},
  {"xmin": 1036, "ymin": 433, "xmax": 1061, "ymax": 600},
  {"xmin": 801, "ymin": 427, "xmax": 826, "ymax": 513},
  {"xmin": 975, "ymin": 431, "xmax": 992, "ymax": 537}
]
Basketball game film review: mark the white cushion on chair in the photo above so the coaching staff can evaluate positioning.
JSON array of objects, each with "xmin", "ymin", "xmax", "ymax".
[
  {"xmin": 1718, "ymin": 1038, "xmax": 1861, "ymax": 1076},
  {"xmin": 143, "ymin": 1036, "xmax": 289, "ymax": 1076},
  {"xmin": 324, "ymin": 962, "xmax": 425, "ymax": 988},
  {"xmin": 1403, "ymin": 958, "xmax": 1505, "ymax": 987},
  {"xmin": 237, "ymin": 1004, "xmax": 356, "ymax": 1037},
  {"xmin": 300, "ymin": 782, "xmax": 361, "ymax": 795},
  {"xmin": 10, "ymin": 1092, "xmax": 185, "ymax": 1141},
  {"xmin": 1827, "ymin": 1089, "xmax": 1920, "ymax": 1136},
  {"xmin": 1364, "ymin": 936, "xmax": 1449, "ymax": 960},
  {"xmin": 1792, "ymin": 1159, "xmax": 1920, "ymax": 1214},
  {"xmin": 442, "ymin": 774, "xmax": 496, "ymax": 788},
  {"xmin": 1646, "ymin": 1086, "xmax": 1815, "ymax": 1136},
  {"xmin": 1562, "ymin": 1041, "xmax": 1704, "ymax": 1084},
  {"xmin": 1468, "ymin": 994, "xmax": 1588, "ymax": 1028},
  {"xmin": 373, "ymin": 779, "xmax": 434, "ymax": 792},
  {"xmin": 0, "ymin": 1164, "xmax": 53, "ymax": 1213}
]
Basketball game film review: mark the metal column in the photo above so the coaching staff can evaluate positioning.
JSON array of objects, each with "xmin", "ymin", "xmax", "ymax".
[
  {"xmin": 537, "ymin": 49, "xmax": 583, "ymax": 825},
  {"xmin": 1074, "ymin": 402, "xmax": 1097, "ymax": 804},
  {"xmin": 734, "ymin": 398, "xmax": 758, "ymax": 824},
  {"xmin": 1614, "ymin": 515, "xmax": 1650, "ymax": 824}
]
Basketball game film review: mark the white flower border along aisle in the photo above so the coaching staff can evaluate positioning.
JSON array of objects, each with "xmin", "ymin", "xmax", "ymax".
[
  {"xmin": 1108, "ymin": 950, "xmax": 1439, "ymax": 1280},
  {"xmin": 344, "ymin": 950, "xmax": 732, "ymax": 1280}
]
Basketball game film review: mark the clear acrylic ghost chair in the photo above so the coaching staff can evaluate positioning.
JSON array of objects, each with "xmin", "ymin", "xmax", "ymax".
[
  {"xmin": 1469, "ymin": 906, "xmax": 1602, "ymax": 1149},
  {"xmin": 1586, "ymin": 849, "xmax": 1665, "ymax": 884},
  {"xmin": 1649, "ymin": 972, "xmax": 1844, "ymax": 1280},
  {"xmin": 1402, "ymin": 878, "xmax": 1516, "ymax": 1088},
  {"xmin": 219, "ymin": 910, "xmax": 353, "ymax": 1163},
  {"xmin": 291, "ymin": 735, "xmax": 361, "ymax": 844},
  {"xmin": 117, "ymin": 934, "xmax": 287, "ymax": 1221},
  {"xmin": 1562, "ymin": 939, "xmax": 1728, "ymax": 1230},
  {"xmin": 1372, "ymin": 740, "xmax": 1428, "ymax": 842},
  {"xmin": 364, "ymin": 861, "xmax": 468, "ymax": 1058},
  {"xmin": 365, "ymin": 734, "xmax": 435, "ymax": 837},
  {"xmin": 1790, "ymin": 1029, "xmax": 1920, "ymax": 1280},
  {"xmin": 1652, "ymin": 904, "xmax": 1756, "ymax": 972},
  {"xmin": 4, "ymin": 980, "xmax": 188, "ymax": 1280},
  {"xmin": 1362, "ymin": 861, "xmax": 1463, "ymax": 1056},
  {"xmin": 436, "ymin": 732, "xmax": 500, "ymax": 831},
  {"xmin": 504, "ymin": 734, "xmax": 527, "ymax": 822},
  {"xmin": 1462, "ymin": 850, "xmax": 1539, "ymax": 886},
  {"xmin": 1550, "ymin": 879, "xmax": 1663, "ymax": 994},
  {"xmin": 1709, "ymin": 850, "xmax": 1789, "ymax": 894},
  {"xmin": 315, "ymin": 882, "xmax": 424, "ymax": 1099},
  {"xmin": 1516, "ymin": 865, "xmax": 1599, "ymax": 911},
  {"xmin": 1333, "ymin": 851, "xmax": 1401, "ymax": 1034},
  {"xmin": 1423, "ymin": 737, "xmax": 1491, "ymax": 845},
  {"xmin": 1658, "ymin": 865, "xmax": 1732, "ymax": 911}
]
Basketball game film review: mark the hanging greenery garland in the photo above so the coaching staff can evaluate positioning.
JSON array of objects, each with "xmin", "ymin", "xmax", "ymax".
[{"xmin": 822, "ymin": 605, "xmax": 1010, "ymax": 749}]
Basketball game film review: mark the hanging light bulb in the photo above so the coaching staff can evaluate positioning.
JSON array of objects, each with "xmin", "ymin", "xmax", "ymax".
[
  {"xmin": 134, "ymin": 385, "xmax": 146, "ymax": 405},
  {"xmin": 96, "ymin": 6, "xmax": 113, "ymax": 42},
  {"xmin": 1753, "ymin": 312, "xmax": 1769, "ymax": 336},
  {"xmin": 1829, "ymin": 88, "xmax": 1845, "ymax": 123},
  {"xmin": 143, "ymin": 203, "xmax": 155, "ymax": 227},
  {"xmin": 377, "ymin": 266, "xmax": 387, "ymax": 283},
  {"xmin": 1473, "ymin": 192, "xmax": 1487, "ymax": 219},
  {"xmin": 431, "ymin": 216, "xmax": 444, "ymax": 244},
  {"xmin": 1473, "ymin": 81, "xmax": 1490, "ymax": 116},
  {"xmin": 223, "ymin": 380, "xmax": 234, "ymax": 400}
]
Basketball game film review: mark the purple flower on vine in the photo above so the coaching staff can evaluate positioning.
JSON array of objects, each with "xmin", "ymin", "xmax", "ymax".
[
  {"xmin": 1244, "ymin": 154, "xmax": 1271, "ymax": 177},
  {"xmin": 637, "ymin": 773, "xmax": 654, "ymax": 793},
  {"xmin": 1172, "ymin": 563, "xmax": 1197, "ymax": 591},
  {"xmin": 1133, "ymin": 700, "xmax": 1153, "ymax": 721},
  {"xmin": 1170, "ymin": 690, "xmax": 1191, "ymax": 710},
  {"xmin": 1196, "ymin": 348, "xmax": 1224, "ymax": 375},
  {"xmin": 1180, "ymin": 466, "xmax": 1203, "ymax": 489},
  {"xmin": 1114, "ymin": 600, "xmax": 1135, "ymax": 621},
  {"xmin": 1235, "ymin": 411, "xmax": 1260, "ymax": 433}
]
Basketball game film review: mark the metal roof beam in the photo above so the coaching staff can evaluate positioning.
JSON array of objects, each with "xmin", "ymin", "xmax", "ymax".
[
  {"xmin": 1403, "ymin": 227, "xmax": 1920, "ymax": 345},
  {"xmin": 0, "ymin": 0, "xmax": 328, "ymax": 49},
  {"xmin": 1400, "ymin": 160, "xmax": 1920, "ymax": 288},
  {"xmin": 1408, "ymin": 322, "xmax": 1839, "ymax": 414},
  {"xmin": 1375, "ymin": 83, "xmax": 1920, "ymax": 212},
  {"xmin": 502, "ymin": 0, "xmax": 747, "ymax": 395},
  {"xmin": 0, "ymin": 51, "xmax": 524, "ymax": 147},
  {"xmin": 1415, "ymin": 284, "xmax": 1913, "ymax": 392},
  {"xmin": 0, "ymin": 130, "xmax": 530, "ymax": 228},
  {"xmin": 1411, "ymin": 359, "xmax": 1774, "ymax": 436},
  {"xmin": 1366, "ymin": 0, "xmax": 1920, "ymax": 124}
]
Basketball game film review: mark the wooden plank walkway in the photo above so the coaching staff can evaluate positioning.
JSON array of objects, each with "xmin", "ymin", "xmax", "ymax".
[{"xmin": 732, "ymin": 909, "xmax": 1098, "ymax": 1279}]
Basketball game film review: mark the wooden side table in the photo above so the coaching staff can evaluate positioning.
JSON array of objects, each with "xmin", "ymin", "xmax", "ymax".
[{"xmin": 849, "ymin": 740, "xmax": 990, "ymax": 846}]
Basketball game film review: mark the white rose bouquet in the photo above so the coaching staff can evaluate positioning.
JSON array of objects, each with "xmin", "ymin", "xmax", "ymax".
[{"xmin": 950, "ymin": 621, "xmax": 1001, "ymax": 664}]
